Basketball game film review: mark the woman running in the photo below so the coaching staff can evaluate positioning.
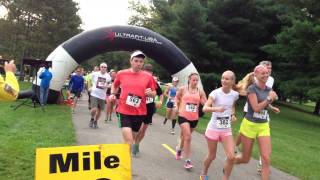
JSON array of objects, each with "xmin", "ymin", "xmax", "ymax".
[
  {"xmin": 234, "ymin": 65, "xmax": 278, "ymax": 180},
  {"xmin": 175, "ymin": 72, "xmax": 207, "ymax": 170},
  {"xmin": 200, "ymin": 70, "xmax": 239, "ymax": 180}
]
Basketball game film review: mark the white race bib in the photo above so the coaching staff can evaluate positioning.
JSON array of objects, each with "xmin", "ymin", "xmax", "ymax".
[
  {"xmin": 126, "ymin": 94, "xmax": 142, "ymax": 107},
  {"xmin": 215, "ymin": 116, "xmax": 231, "ymax": 129},
  {"xmin": 253, "ymin": 110, "xmax": 269, "ymax": 120},
  {"xmin": 96, "ymin": 77, "xmax": 107, "ymax": 89},
  {"xmin": 185, "ymin": 103, "xmax": 197, "ymax": 112},
  {"xmin": 146, "ymin": 97, "xmax": 154, "ymax": 104}
]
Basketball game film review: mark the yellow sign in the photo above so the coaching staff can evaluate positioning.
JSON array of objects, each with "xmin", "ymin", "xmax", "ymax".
[{"xmin": 35, "ymin": 144, "xmax": 131, "ymax": 180}]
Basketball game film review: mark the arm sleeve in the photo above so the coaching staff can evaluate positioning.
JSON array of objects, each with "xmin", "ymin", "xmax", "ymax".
[
  {"xmin": 113, "ymin": 73, "xmax": 121, "ymax": 89},
  {"xmin": 209, "ymin": 90, "xmax": 216, "ymax": 100},
  {"xmin": 68, "ymin": 76, "xmax": 74, "ymax": 89},
  {"xmin": 80, "ymin": 77, "xmax": 84, "ymax": 91},
  {"xmin": 0, "ymin": 72, "xmax": 20, "ymax": 101},
  {"xmin": 156, "ymin": 83, "xmax": 162, "ymax": 96},
  {"xmin": 247, "ymin": 85, "xmax": 255, "ymax": 95}
]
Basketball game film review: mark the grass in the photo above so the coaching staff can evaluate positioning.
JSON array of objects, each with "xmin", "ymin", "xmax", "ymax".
[
  {"xmin": 157, "ymin": 97, "xmax": 320, "ymax": 180},
  {"xmin": 276, "ymin": 101, "xmax": 315, "ymax": 113},
  {"xmin": 0, "ymin": 81, "xmax": 75, "ymax": 180}
]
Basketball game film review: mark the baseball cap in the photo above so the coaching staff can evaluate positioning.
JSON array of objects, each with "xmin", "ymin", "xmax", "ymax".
[
  {"xmin": 130, "ymin": 50, "xmax": 146, "ymax": 59},
  {"xmin": 172, "ymin": 77, "xmax": 179, "ymax": 82}
]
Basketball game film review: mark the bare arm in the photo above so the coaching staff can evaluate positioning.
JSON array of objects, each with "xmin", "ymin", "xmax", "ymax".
[
  {"xmin": 202, "ymin": 95, "xmax": 225, "ymax": 113},
  {"xmin": 163, "ymin": 85, "xmax": 170, "ymax": 98},
  {"xmin": 200, "ymin": 89, "xmax": 207, "ymax": 105},
  {"xmin": 247, "ymin": 93, "xmax": 270, "ymax": 112},
  {"xmin": 174, "ymin": 86, "xmax": 184, "ymax": 108}
]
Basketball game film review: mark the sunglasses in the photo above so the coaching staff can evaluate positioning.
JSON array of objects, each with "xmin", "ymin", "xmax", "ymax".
[{"xmin": 100, "ymin": 66, "xmax": 107, "ymax": 68}]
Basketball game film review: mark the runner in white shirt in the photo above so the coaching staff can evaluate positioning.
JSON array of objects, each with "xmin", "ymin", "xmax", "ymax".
[
  {"xmin": 200, "ymin": 70, "xmax": 239, "ymax": 180},
  {"xmin": 89, "ymin": 63, "xmax": 111, "ymax": 128}
]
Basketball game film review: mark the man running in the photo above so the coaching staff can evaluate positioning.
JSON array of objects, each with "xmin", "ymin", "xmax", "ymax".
[
  {"xmin": 133, "ymin": 63, "xmax": 163, "ymax": 155},
  {"xmin": 110, "ymin": 50, "xmax": 156, "ymax": 154},
  {"xmin": 68, "ymin": 66, "xmax": 84, "ymax": 113},
  {"xmin": 89, "ymin": 63, "xmax": 111, "ymax": 129},
  {"xmin": 85, "ymin": 66, "xmax": 99, "ymax": 110}
]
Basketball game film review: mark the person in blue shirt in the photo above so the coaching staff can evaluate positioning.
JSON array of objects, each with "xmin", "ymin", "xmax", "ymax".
[
  {"xmin": 68, "ymin": 67, "xmax": 84, "ymax": 113},
  {"xmin": 39, "ymin": 64, "xmax": 52, "ymax": 106}
]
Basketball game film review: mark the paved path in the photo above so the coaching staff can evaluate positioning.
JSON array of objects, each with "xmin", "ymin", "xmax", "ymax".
[{"xmin": 72, "ymin": 94, "xmax": 299, "ymax": 180}]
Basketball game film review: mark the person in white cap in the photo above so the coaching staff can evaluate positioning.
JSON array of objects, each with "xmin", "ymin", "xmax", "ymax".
[
  {"xmin": 110, "ymin": 50, "xmax": 156, "ymax": 155},
  {"xmin": 163, "ymin": 76, "xmax": 179, "ymax": 134},
  {"xmin": 89, "ymin": 62, "xmax": 111, "ymax": 128}
]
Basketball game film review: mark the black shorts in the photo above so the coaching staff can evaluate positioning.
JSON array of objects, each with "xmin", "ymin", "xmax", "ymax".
[
  {"xmin": 71, "ymin": 89, "xmax": 82, "ymax": 98},
  {"xmin": 178, "ymin": 116, "xmax": 198, "ymax": 129},
  {"xmin": 166, "ymin": 101, "xmax": 174, "ymax": 108},
  {"xmin": 144, "ymin": 103, "xmax": 156, "ymax": 124},
  {"xmin": 118, "ymin": 113, "xmax": 145, "ymax": 132}
]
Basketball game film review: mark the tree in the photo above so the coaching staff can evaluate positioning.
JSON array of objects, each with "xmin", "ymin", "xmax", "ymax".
[
  {"xmin": 0, "ymin": 0, "xmax": 82, "ymax": 62},
  {"xmin": 262, "ymin": 2, "xmax": 320, "ymax": 115}
]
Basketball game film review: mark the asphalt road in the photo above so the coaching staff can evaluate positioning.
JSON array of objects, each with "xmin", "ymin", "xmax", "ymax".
[{"xmin": 72, "ymin": 94, "xmax": 299, "ymax": 180}]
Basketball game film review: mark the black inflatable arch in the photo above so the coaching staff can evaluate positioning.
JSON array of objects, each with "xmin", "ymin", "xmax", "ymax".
[{"xmin": 22, "ymin": 25, "xmax": 200, "ymax": 103}]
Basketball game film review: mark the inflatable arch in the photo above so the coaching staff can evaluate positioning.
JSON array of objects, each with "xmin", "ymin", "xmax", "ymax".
[{"xmin": 21, "ymin": 25, "xmax": 201, "ymax": 103}]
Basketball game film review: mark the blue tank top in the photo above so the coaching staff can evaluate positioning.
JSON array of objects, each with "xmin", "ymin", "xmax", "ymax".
[{"xmin": 169, "ymin": 86, "xmax": 177, "ymax": 97}]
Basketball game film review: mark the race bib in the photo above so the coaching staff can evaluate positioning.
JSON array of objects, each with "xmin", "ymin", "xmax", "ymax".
[
  {"xmin": 96, "ymin": 77, "xmax": 107, "ymax": 89},
  {"xmin": 146, "ymin": 97, "xmax": 154, "ymax": 104},
  {"xmin": 185, "ymin": 103, "xmax": 197, "ymax": 112},
  {"xmin": 126, "ymin": 94, "xmax": 142, "ymax": 107},
  {"xmin": 253, "ymin": 110, "xmax": 269, "ymax": 120},
  {"xmin": 216, "ymin": 116, "xmax": 231, "ymax": 129}
]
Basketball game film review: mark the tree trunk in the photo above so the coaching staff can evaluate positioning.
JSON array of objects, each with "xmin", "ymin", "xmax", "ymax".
[{"xmin": 313, "ymin": 101, "xmax": 320, "ymax": 115}]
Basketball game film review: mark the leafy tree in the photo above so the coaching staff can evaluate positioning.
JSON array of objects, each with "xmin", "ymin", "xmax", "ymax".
[
  {"xmin": 262, "ymin": 2, "xmax": 320, "ymax": 114},
  {"xmin": 0, "ymin": 0, "xmax": 82, "ymax": 62}
]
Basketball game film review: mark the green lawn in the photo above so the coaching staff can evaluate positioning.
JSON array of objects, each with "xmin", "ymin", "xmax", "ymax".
[
  {"xmin": 157, "ymin": 97, "xmax": 320, "ymax": 180},
  {"xmin": 0, "ymin": 82, "xmax": 75, "ymax": 180}
]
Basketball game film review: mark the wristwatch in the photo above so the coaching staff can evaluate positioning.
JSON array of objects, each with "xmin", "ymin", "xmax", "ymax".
[{"xmin": 266, "ymin": 96, "xmax": 272, "ymax": 103}]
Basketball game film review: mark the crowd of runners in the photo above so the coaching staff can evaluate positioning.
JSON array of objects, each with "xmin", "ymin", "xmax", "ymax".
[{"xmin": 67, "ymin": 50, "xmax": 279, "ymax": 180}]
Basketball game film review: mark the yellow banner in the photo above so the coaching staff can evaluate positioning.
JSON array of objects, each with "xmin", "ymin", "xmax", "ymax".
[{"xmin": 35, "ymin": 144, "xmax": 131, "ymax": 180}]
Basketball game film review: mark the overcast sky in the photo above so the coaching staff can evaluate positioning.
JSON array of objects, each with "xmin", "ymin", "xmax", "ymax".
[
  {"xmin": 74, "ymin": 0, "xmax": 149, "ymax": 30},
  {"xmin": 0, "ymin": 0, "xmax": 149, "ymax": 30}
]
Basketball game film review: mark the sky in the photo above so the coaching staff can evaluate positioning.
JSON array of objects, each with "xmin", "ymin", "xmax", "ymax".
[
  {"xmin": 1, "ymin": 1, "xmax": 149, "ymax": 30},
  {"xmin": 74, "ymin": 0, "xmax": 149, "ymax": 30}
]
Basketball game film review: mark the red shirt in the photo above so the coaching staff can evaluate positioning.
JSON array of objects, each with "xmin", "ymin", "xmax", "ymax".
[{"xmin": 113, "ymin": 69, "xmax": 156, "ymax": 115}]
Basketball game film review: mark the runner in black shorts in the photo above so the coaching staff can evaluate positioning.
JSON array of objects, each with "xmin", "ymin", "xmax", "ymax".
[
  {"xmin": 134, "ymin": 64, "xmax": 163, "ymax": 155},
  {"xmin": 110, "ymin": 51, "xmax": 156, "ymax": 156}
]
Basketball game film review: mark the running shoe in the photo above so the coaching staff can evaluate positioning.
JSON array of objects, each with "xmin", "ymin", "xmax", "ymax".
[
  {"xmin": 184, "ymin": 160, "xmax": 194, "ymax": 170},
  {"xmin": 200, "ymin": 175, "xmax": 209, "ymax": 180},
  {"xmin": 170, "ymin": 129, "xmax": 175, "ymax": 135},
  {"xmin": 136, "ymin": 144, "xmax": 140, "ymax": 153},
  {"xmin": 93, "ymin": 121, "xmax": 98, "ymax": 129},
  {"xmin": 89, "ymin": 118, "xmax": 94, "ymax": 127},
  {"xmin": 257, "ymin": 156, "xmax": 262, "ymax": 173},
  {"xmin": 132, "ymin": 144, "xmax": 138, "ymax": 156},
  {"xmin": 175, "ymin": 148, "xmax": 182, "ymax": 160},
  {"xmin": 163, "ymin": 119, "xmax": 167, "ymax": 125}
]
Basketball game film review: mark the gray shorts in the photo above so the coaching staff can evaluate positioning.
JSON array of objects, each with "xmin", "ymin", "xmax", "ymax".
[{"xmin": 90, "ymin": 96, "xmax": 105, "ymax": 110}]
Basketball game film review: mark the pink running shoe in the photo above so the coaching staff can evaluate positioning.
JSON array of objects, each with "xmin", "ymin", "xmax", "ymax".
[{"xmin": 184, "ymin": 160, "xmax": 194, "ymax": 170}]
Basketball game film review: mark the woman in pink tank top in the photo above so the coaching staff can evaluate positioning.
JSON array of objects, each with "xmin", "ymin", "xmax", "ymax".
[{"xmin": 174, "ymin": 72, "xmax": 207, "ymax": 170}]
